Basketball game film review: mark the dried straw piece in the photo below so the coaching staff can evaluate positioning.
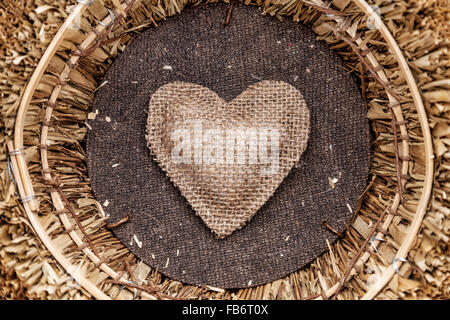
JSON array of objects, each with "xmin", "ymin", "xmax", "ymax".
[
  {"xmin": 106, "ymin": 215, "xmax": 130, "ymax": 229},
  {"xmin": 223, "ymin": 0, "xmax": 235, "ymax": 26}
]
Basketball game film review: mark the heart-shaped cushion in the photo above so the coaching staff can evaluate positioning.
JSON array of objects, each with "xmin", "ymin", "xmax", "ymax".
[{"xmin": 146, "ymin": 80, "xmax": 309, "ymax": 238}]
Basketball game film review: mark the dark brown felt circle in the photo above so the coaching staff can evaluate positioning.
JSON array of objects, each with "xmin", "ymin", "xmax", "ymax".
[{"xmin": 86, "ymin": 3, "xmax": 370, "ymax": 288}]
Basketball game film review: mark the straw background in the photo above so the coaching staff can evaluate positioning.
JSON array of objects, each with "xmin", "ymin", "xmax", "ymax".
[{"xmin": 0, "ymin": 0, "xmax": 448, "ymax": 299}]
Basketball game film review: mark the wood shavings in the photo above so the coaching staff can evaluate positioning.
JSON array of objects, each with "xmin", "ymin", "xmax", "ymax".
[
  {"xmin": 35, "ymin": 5, "xmax": 55, "ymax": 15},
  {"xmin": 12, "ymin": 56, "xmax": 27, "ymax": 65}
]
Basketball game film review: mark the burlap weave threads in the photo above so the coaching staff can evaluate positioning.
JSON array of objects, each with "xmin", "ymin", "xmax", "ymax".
[{"xmin": 146, "ymin": 81, "xmax": 310, "ymax": 238}]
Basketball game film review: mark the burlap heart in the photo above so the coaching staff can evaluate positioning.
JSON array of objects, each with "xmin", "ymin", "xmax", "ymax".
[{"xmin": 146, "ymin": 80, "xmax": 309, "ymax": 238}]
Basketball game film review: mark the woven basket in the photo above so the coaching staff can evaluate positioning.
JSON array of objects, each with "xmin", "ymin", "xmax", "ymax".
[{"xmin": 1, "ymin": 0, "xmax": 448, "ymax": 300}]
